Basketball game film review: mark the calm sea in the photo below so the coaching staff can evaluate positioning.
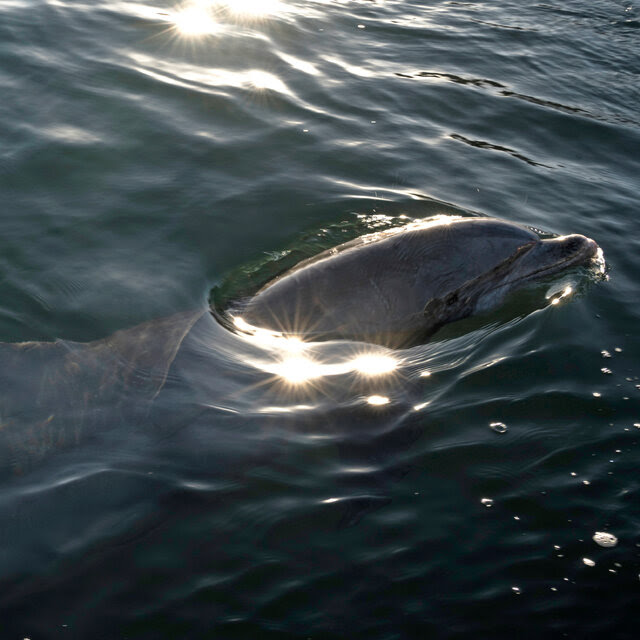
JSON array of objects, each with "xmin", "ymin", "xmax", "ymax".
[{"xmin": 0, "ymin": 1, "xmax": 639, "ymax": 638}]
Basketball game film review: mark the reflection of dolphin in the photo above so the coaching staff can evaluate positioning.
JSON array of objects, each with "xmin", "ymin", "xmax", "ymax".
[{"xmin": 239, "ymin": 217, "xmax": 599, "ymax": 346}]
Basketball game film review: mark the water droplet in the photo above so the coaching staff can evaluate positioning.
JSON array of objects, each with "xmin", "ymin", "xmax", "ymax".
[
  {"xmin": 583, "ymin": 558, "xmax": 596, "ymax": 567},
  {"xmin": 583, "ymin": 480, "xmax": 591, "ymax": 485},
  {"xmin": 481, "ymin": 498, "xmax": 493, "ymax": 508},
  {"xmin": 512, "ymin": 586, "xmax": 521, "ymax": 594},
  {"xmin": 489, "ymin": 421, "xmax": 508, "ymax": 434},
  {"xmin": 593, "ymin": 531, "xmax": 618, "ymax": 548},
  {"xmin": 593, "ymin": 392, "xmax": 602, "ymax": 397},
  {"xmin": 615, "ymin": 347, "xmax": 623, "ymax": 353},
  {"xmin": 601, "ymin": 367, "xmax": 612, "ymax": 374},
  {"xmin": 601, "ymin": 350, "xmax": 612, "ymax": 358}
]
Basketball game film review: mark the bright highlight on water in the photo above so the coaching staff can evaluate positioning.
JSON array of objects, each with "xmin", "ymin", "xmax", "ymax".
[{"xmin": 170, "ymin": 0, "xmax": 286, "ymax": 36}]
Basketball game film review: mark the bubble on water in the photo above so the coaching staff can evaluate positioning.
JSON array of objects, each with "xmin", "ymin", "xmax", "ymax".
[
  {"xmin": 593, "ymin": 531, "xmax": 618, "ymax": 548},
  {"xmin": 583, "ymin": 558, "xmax": 596, "ymax": 567},
  {"xmin": 489, "ymin": 421, "xmax": 508, "ymax": 434},
  {"xmin": 614, "ymin": 347, "xmax": 622, "ymax": 353},
  {"xmin": 481, "ymin": 498, "xmax": 493, "ymax": 508}
]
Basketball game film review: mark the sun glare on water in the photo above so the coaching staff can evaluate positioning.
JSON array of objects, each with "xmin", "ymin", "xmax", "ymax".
[
  {"xmin": 350, "ymin": 354, "xmax": 397, "ymax": 376},
  {"xmin": 170, "ymin": 0, "xmax": 285, "ymax": 36},
  {"xmin": 235, "ymin": 319, "xmax": 400, "ymax": 380},
  {"xmin": 172, "ymin": 4, "xmax": 218, "ymax": 36}
]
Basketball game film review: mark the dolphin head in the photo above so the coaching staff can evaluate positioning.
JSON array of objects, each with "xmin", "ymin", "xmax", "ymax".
[{"xmin": 423, "ymin": 232, "xmax": 599, "ymax": 334}]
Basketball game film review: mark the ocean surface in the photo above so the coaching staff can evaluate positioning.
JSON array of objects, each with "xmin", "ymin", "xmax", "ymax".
[{"xmin": 0, "ymin": 0, "xmax": 639, "ymax": 638}]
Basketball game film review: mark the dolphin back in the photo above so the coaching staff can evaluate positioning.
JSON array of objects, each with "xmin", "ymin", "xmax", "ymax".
[
  {"xmin": 238, "ymin": 218, "xmax": 540, "ymax": 345},
  {"xmin": 0, "ymin": 310, "xmax": 204, "ymax": 477}
]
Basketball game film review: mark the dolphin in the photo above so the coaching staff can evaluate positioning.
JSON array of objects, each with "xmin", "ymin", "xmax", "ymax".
[
  {"xmin": 237, "ymin": 217, "xmax": 600, "ymax": 347},
  {"xmin": 0, "ymin": 216, "xmax": 600, "ymax": 477}
]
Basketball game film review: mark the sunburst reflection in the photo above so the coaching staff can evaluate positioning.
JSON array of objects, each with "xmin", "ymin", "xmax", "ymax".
[
  {"xmin": 233, "ymin": 315, "xmax": 401, "ymax": 388},
  {"xmin": 367, "ymin": 395, "xmax": 390, "ymax": 406},
  {"xmin": 171, "ymin": 1, "xmax": 220, "ymax": 36},
  {"xmin": 169, "ymin": 0, "xmax": 286, "ymax": 37}
]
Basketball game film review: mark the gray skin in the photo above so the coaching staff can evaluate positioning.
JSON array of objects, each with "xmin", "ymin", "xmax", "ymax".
[
  {"xmin": 0, "ymin": 310, "xmax": 207, "ymax": 477},
  {"xmin": 239, "ymin": 217, "xmax": 599, "ymax": 347}
]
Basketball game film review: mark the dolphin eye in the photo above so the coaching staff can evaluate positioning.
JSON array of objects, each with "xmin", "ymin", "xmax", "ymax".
[{"xmin": 446, "ymin": 292, "xmax": 458, "ymax": 306}]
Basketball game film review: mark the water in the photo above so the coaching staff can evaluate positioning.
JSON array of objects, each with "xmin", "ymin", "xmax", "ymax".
[{"xmin": 0, "ymin": 0, "xmax": 639, "ymax": 637}]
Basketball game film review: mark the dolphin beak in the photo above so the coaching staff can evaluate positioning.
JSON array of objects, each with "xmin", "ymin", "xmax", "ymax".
[
  {"xmin": 553, "ymin": 234, "xmax": 599, "ymax": 265},
  {"xmin": 422, "ymin": 232, "xmax": 601, "ymax": 333}
]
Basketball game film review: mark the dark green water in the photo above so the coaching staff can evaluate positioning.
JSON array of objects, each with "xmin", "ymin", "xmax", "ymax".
[{"xmin": 1, "ymin": 1, "xmax": 639, "ymax": 638}]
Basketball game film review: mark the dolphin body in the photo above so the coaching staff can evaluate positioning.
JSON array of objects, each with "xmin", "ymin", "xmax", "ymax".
[
  {"xmin": 238, "ymin": 217, "xmax": 599, "ymax": 347},
  {"xmin": 0, "ymin": 216, "xmax": 599, "ymax": 477}
]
